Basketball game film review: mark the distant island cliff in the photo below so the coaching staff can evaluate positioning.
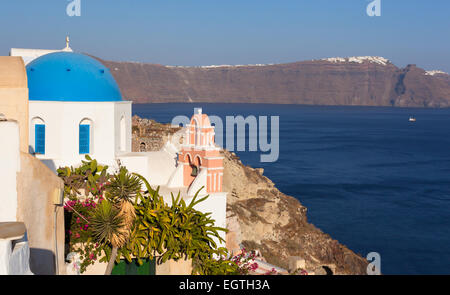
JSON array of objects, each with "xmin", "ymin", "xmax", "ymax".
[{"xmin": 96, "ymin": 56, "xmax": 450, "ymax": 108}]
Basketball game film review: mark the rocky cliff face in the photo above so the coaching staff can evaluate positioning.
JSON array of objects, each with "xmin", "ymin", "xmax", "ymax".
[
  {"xmin": 131, "ymin": 115, "xmax": 181, "ymax": 152},
  {"xmin": 98, "ymin": 56, "xmax": 450, "ymax": 108},
  {"xmin": 132, "ymin": 116, "xmax": 369, "ymax": 275},
  {"xmin": 222, "ymin": 150, "xmax": 368, "ymax": 275}
]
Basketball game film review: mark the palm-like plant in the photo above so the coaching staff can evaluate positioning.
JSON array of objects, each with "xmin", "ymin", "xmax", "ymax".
[
  {"xmin": 107, "ymin": 167, "xmax": 142, "ymax": 202},
  {"xmin": 90, "ymin": 200, "xmax": 127, "ymax": 275},
  {"xmin": 90, "ymin": 167, "xmax": 142, "ymax": 275},
  {"xmin": 106, "ymin": 167, "xmax": 142, "ymax": 237}
]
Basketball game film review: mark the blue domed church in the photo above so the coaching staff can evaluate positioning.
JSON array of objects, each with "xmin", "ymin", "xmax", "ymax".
[
  {"xmin": 26, "ymin": 52, "xmax": 131, "ymax": 169},
  {"xmin": 0, "ymin": 41, "xmax": 229, "ymax": 275},
  {"xmin": 4, "ymin": 43, "xmax": 227, "ymax": 273}
]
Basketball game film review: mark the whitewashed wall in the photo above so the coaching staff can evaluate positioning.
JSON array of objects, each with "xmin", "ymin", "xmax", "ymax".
[
  {"xmin": 0, "ymin": 120, "xmax": 20, "ymax": 222},
  {"xmin": 118, "ymin": 150, "xmax": 178, "ymax": 186},
  {"xmin": 190, "ymin": 192, "xmax": 228, "ymax": 248},
  {"xmin": 10, "ymin": 48, "xmax": 72, "ymax": 65},
  {"xmin": 0, "ymin": 120, "xmax": 33, "ymax": 275},
  {"xmin": 29, "ymin": 101, "xmax": 132, "ymax": 171}
]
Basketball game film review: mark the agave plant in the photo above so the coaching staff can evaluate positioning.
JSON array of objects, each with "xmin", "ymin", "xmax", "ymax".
[
  {"xmin": 90, "ymin": 200, "xmax": 127, "ymax": 275},
  {"xmin": 107, "ymin": 166, "xmax": 142, "ymax": 202},
  {"xmin": 118, "ymin": 173, "xmax": 228, "ymax": 271}
]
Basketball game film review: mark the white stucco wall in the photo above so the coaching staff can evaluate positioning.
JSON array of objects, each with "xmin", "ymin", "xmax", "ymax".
[
  {"xmin": 28, "ymin": 101, "xmax": 132, "ymax": 171},
  {"xmin": 187, "ymin": 168, "xmax": 208, "ymax": 197},
  {"xmin": 8, "ymin": 241, "xmax": 33, "ymax": 275},
  {"xmin": 0, "ymin": 120, "xmax": 20, "ymax": 222},
  {"xmin": 0, "ymin": 239, "xmax": 33, "ymax": 275},
  {"xmin": 10, "ymin": 47, "xmax": 73, "ymax": 65},
  {"xmin": 0, "ymin": 120, "xmax": 33, "ymax": 275},
  {"xmin": 166, "ymin": 165, "xmax": 184, "ymax": 188},
  {"xmin": 0, "ymin": 240, "xmax": 12, "ymax": 274},
  {"xmin": 117, "ymin": 153, "xmax": 152, "ymax": 181},
  {"xmin": 118, "ymin": 144, "xmax": 178, "ymax": 187},
  {"xmin": 190, "ymin": 192, "xmax": 227, "ymax": 248}
]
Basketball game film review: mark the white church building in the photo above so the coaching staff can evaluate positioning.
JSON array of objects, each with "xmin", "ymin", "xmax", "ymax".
[
  {"xmin": 8, "ymin": 42, "xmax": 227, "ymax": 255},
  {"xmin": 10, "ymin": 36, "xmax": 73, "ymax": 66},
  {"xmin": 25, "ymin": 51, "xmax": 132, "ymax": 171}
]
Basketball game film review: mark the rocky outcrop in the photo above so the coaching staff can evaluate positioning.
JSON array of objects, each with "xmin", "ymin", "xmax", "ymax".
[
  {"xmin": 132, "ymin": 115, "xmax": 181, "ymax": 152},
  {"xmin": 132, "ymin": 116, "xmax": 369, "ymax": 275},
  {"xmin": 222, "ymin": 150, "xmax": 368, "ymax": 275},
  {"xmin": 97, "ymin": 56, "xmax": 450, "ymax": 108}
]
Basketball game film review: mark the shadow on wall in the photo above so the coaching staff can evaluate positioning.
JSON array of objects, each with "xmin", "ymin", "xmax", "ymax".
[
  {"xmin": 40, "ymin": 159, "xmax": 57, "ymax": 172},
  {"xmin": 27, "ymin": 146, "xmax": 57, "ymax": 172},
  {"xmin": 30, "ymin": 248, "xmax": 56, "ymax": 275}
]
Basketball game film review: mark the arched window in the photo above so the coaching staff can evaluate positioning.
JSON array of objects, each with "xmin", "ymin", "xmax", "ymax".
[
  {"xmin": 194, "ymin": 155, "xmax": 202, "ymax": 167},
  {"xmin": 120, "ymin": 116, "xmax": 126, "ymax": 152},
  {"xmin": 31, "ymin": 117, "xmax": 45, "ymax": 155},
  {"xmin": 79, "ymin": 118, "xmax": 93, "ymax": 154},
  {"xmin": 140, "ymin": 142, "xmax": 146, "ymax": 152}
]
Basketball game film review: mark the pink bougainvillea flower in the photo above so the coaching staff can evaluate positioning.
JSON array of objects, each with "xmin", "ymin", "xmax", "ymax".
[{"xmin": 250, "ymin": 263, "xmax": 259, "ymax": 270}]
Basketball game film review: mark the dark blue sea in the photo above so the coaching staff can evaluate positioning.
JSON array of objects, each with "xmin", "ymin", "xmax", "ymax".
[{"xmin": 133, "ymin": 103, "xmax": 450, "ymax": 275}]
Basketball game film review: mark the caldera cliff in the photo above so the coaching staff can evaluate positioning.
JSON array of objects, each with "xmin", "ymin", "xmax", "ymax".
[{"xmin": 97, "ymin": 56, "xmax": 450, "ymax": 108}]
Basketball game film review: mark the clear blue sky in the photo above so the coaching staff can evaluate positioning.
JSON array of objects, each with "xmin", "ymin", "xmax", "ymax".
[{"xmin": 1, "ymin": 0, "xmax": 449, "ymax": 72}]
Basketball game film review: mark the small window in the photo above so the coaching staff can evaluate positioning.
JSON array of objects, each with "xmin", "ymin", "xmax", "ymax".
[
  {"xmin": 120, "ymin": 116, "xmax": 126, "ymax": 151},
  {"xmin": 35, "ymin": 124, "xmax": 45, "ymax": 154},
  {"xmin": 140, "ymin": 142, "xmax": 146, "ymax": 152},
  {"xmin": 79, "ymin": 124, "xmax": 90, "ymax": 154}
]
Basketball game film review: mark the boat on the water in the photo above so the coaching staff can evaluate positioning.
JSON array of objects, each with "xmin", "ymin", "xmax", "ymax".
[{"xmin": 409, "ymin": 116, "xmax": 416, "ymax": 122}]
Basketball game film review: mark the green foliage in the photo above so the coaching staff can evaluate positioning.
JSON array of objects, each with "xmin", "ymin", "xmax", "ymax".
[
  {"xmin": 192, "ymin": 256, "xmax": 241, "ymax": 275},
  {"xmin": 105, "ymin": 167, "xmax": 142, "ymax": 203},
  {"xmin": 117, "ymin": 174, "xmax": 228, "ymax": 271},
  {"xmin": 58, "ymin": 155, "xmax": 109, "ymax": 199},
  {"xmin": 191, "ymin": 248, "xmax": 261, "ymax": 275},
  {"xmin": 58, "ymin": 155, "xmax": 109, "ymax": 273},
  {"xmin": 90, "ymin": 200, "xmax": 127, "ymax": 248},
  {"xmin": 58, "ymin": 156, "xmax": 231, "ymax": 274}
]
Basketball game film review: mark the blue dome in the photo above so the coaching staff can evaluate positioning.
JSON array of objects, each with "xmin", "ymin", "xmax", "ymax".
[{"xmin": 26, "ymin": 52, "xmax": 122, "ymax": 101}]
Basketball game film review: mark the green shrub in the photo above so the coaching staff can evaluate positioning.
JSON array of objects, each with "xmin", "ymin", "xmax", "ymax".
[{"xmin": 58, "ymin": 156, "xmax": 232, "ymax": 274}]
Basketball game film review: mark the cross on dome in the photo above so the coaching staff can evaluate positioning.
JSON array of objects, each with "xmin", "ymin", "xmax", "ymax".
[{"xmin": 63, "ymin": 35, "xmax": 72, "ymax": 52}]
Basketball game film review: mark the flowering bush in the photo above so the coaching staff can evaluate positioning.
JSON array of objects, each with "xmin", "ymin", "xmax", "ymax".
[
  {"xmin": 290, "ymin": 268, "xmax": 308, "ymax": 275},
  {"xmin": 58, "ymin": 156, "xmax": 109, "ymax": 273},
  {"xmin": 264, "ymin": 268, "xmax": 278, "ymax": 275},
  {"xmin": 195, "ymin": 248, "xmax": 260, "ymax": 275},
  {"xmin": 229, "ymin": 248, "xmax": 259, "ymax": 275},
  {"xmin": 63, "ymin": 198, "xmax": 103, "ymax": 272}
]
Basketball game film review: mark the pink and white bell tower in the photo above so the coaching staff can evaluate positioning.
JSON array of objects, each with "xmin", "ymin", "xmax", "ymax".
[{"xmin": 179, "ymin": 108, "xmax": 224, "ymax": 195}]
